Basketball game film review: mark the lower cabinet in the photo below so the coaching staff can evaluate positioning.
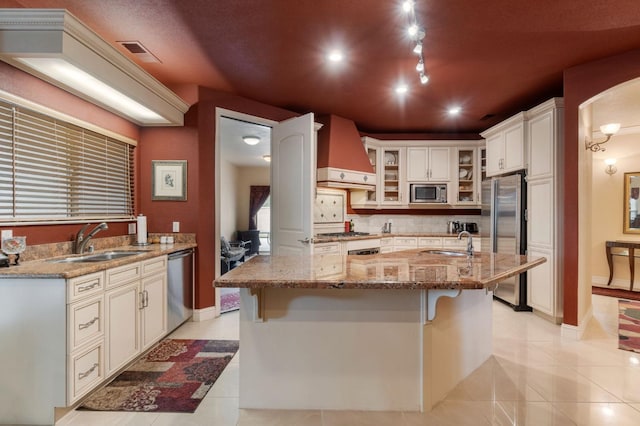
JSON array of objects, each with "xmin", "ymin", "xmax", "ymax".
[
  {"xmin": 527, "ymin": 246, "xmax": 558, "ymax": 318},
  {"xmin": 68, "ymin": 255, "xmax": 167, "ymax": 403}
]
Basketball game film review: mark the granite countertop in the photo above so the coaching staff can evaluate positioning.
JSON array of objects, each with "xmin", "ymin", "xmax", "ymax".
[
  {"xmin": 0, "ymin": 243, "xmax": 197, "ymax": 279},
  {"xmin": 313, "ymin": 232, "xmax": 479, "ymax": 243},
  {"xmin": 214, "ymin": 248, "xmax": 545, "ymax": 290}
]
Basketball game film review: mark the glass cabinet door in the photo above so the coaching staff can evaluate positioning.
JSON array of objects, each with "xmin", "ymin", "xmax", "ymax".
[
  {"xmin": 381, "ymin": 148, "xmax": 403, "ymax": 205},
  {"xmin": 457, "ymin": 148, "xmax": 476, "ymax": 204}
]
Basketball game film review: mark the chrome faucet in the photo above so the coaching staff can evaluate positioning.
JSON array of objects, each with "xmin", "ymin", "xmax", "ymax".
[
  {"xmin": 457, "ymin": 230, "xmax": 474, "ymax": 257},
  {"xmin": 74, "ymin": 222, "xmax": 108, "ymax": 254}
]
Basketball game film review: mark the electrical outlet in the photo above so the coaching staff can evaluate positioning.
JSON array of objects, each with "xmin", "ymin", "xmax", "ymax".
[
  {"xmin": 128, "ymin": 223, "xmax": 136, "ymax": 234},
  {"xmin": 172, "ymin": 221, "xmax": 180, "ymax": 232},
  {"xmin": 1, "ymin": 229, "xmax": 12, "ymax": 239}
]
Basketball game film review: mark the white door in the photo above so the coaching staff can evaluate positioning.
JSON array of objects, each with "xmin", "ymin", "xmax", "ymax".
[{"xmin": 271, "ymin": 113, "xmax": 315, "ymax": 255}]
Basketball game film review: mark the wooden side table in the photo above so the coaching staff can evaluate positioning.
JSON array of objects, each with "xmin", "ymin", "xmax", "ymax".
[{"xmin": 606, "ymin": 240, "xmax": 640, "ymax": 291}]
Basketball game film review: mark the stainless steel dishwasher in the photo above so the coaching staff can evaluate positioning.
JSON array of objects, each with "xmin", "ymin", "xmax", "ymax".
[{"xmin": 167, "ymin": 248, "xmax": 194, "ymax": 333}]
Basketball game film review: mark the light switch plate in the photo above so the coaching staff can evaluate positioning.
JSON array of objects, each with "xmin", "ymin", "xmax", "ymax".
[
  {"xmin": 1, "ymin": 229, "xmax": 12, "ymax": 239},
  {"xmin": 172, "ymin": 221, "xmax": 180, "ymax": 232},
  {"xmin": 128, "ymin": 223, "xmax": 136, "ymax": 234}
]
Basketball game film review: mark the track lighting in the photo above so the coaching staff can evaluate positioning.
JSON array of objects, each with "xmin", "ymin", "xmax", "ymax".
[{"xmin": 402, "ymin": 1, "xmax": 428, "ymax": 85}]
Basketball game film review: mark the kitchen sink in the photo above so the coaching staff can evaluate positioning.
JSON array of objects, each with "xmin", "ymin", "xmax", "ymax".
[
  {"xmin": 420, "ymin": 249, "xmax": 468, "ymax": 257},
  {"xmin": 49, "ymin": 250, "xmax": 149, "ymax": 263}
]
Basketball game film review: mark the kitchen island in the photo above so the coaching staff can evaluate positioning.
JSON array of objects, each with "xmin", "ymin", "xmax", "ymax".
[{"xmin": 214, "ymin": 248, "xmax": 545, "ymax": 412}]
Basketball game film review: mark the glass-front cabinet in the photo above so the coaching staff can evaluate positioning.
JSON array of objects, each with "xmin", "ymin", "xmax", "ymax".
[
  {"xmin": 380, "ymin": 147, "xmax": 404, "ymax": 206},
  {"xmin": 456, "ymin": 148, "xmax": 477, "ymax": 204}
]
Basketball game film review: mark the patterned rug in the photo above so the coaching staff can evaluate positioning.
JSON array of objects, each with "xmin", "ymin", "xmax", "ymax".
[
  {"xmin": 619, "ymin": 300, "xmax": 640, "ymax": 354},
  {"xmin": 80, "ymin": 339, "xmax": 239, "ymax": 413},
  {"xmin": 221, "ymin": 290, "xmax": 240, "ymax": 312},
  {"xmin": 592, "ymin": 286, "xmax": 640, "ymax": 301}
]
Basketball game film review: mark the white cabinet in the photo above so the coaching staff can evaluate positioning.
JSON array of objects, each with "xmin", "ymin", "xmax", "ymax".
[
  {"xmin": 525, "ymin": 98, "xmax": 563, "ymax": 322},
  {"xmin": 393, "ymin": 236, "xmax": 418, "ymax": 251},
  {"xmin": 380, "ymin": 237, "xmax": 394, "ymax": 253},
  {"xmin": 418, "ymin": 237, "xmax": 442, "ymax": 248},
  {"xmin": 313, "ymin": 242, "xmax": 342, "ymax": 255},
  {"xmin": 407, "ymin": 147, "xmax": 450, "ymax": 182},
  {"xmin": 380, "ymin": 147, "xmax": 405, "ymax": 205},
  {"xmin": 106, "ymin": 256, "xmax": 168, "ymax": 374},
  {"xmin": 482, "ymin": 113, "xmax": 526, "ymax": 177},
  {"xmin": 105, "ymin": 281, "xmax": 140, "ymax": 375}
]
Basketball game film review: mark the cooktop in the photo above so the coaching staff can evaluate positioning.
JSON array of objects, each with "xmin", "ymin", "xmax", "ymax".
[{"xmin": 316, "ymin": 232, "xmax": 371, "ymax": 237}]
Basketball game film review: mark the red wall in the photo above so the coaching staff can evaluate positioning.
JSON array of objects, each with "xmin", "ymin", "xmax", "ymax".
[{"xmin": 562, "ymin": 48, "xmax": 640, "ymax": 326}]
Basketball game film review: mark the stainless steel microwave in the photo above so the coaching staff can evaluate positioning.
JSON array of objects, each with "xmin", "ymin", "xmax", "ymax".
[{"xmin": 410, "ymin": 183, "xmax": 447, "ymax": 203}]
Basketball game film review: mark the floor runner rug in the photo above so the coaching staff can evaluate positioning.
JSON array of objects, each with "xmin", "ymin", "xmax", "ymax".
[
  {"xmin": 80, "ymin": 339, "xmax": 239, "ymax": 413},
  {"xmin": 619, "ymin": 300, "xmax": 640, "ymax": 354},
  {"xmin": 220, "ymin": 290, "xmax": 240, "ymax": 313},
  {"xmin": 592, "ymin": 286, "xmax": 640, "ymax": 301}
]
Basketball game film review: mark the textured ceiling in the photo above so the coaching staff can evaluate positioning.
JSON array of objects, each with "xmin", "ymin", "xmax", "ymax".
[{"xmin": 8, "ymin": 0, "xmax": 640, "ymax": 134}]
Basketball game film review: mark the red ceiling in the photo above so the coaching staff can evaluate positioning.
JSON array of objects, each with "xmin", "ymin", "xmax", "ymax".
[{"xmin": 9, "ymin": 0, "xmax": 640, "ymax": 134}]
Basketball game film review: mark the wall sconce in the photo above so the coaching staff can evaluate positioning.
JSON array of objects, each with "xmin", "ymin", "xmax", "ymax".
[
  {"xmin": 0, "ymin": 10, "xmax": 189, "ymax": 126},
  {"xmin": 604, "ymin": 158, "xmax": 617, "ymax": 175},
  {"xmin": 585, "ymin": 123, "xmax": 621, "ymax": 152},
  {"xmin": 262, "ymin": 154, "xmax": 271, "ymax": 162}
]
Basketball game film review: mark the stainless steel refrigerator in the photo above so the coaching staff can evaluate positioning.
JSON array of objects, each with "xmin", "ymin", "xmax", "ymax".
[{"xmin": 481, "ymin": 172, "xmax": 530, "ymax": 311}]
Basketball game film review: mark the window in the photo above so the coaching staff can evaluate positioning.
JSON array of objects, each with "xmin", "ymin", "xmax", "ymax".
[{"xmin": 0, "ymin": 98, "xmax": 135, "ymax": 224}]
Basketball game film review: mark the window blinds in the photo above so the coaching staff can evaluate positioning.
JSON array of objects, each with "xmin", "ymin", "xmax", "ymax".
[{"xmin": 0, "ymin": 99, "xmax": 135, "ymax": 223}]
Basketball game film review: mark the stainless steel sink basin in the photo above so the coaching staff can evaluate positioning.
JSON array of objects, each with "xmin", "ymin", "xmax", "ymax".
[
  {"xmin": 420, "ymin": 249, "xmax": 468, "ymax": 257},
  {"xmin": 49, "ymin": 250, "xmax": 149, "ymax": 263}
]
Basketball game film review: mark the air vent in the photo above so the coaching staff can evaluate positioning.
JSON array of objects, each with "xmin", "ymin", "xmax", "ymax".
[{"xmin": 117, "ymin": 41, "xmax": 161, "ymax": 63}]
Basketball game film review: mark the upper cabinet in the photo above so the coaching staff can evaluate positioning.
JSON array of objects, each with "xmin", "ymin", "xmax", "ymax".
[
  {"xmin": 482, "ymin": 113, "xmax": 526, "ymax": 177},
  {"xmin": 406, "ymin": 147, "xmax": 450, "ymax": 182},
  {"xmin": 351, "ymin": 137, "xmax": 483, "ymax": 209}
]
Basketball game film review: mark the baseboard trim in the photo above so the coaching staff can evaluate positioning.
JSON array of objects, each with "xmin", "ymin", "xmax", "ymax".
[
  {"xmin": 561, "ymin": 305, "xmax": 593, "ymax": 340},
  {"xmin": 192, "ymin": 306, "xmax": 217, "ymax": 322}
]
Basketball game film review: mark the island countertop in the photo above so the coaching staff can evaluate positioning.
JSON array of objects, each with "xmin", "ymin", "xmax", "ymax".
[{"xmin": 214, "ymin": 248, "xmax": 546, "ymax": 290}]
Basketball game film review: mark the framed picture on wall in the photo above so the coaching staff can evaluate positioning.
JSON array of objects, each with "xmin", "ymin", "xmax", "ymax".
[{"xmin": 152, "ymin": 160, "xmax": 187, "ymax": 201}]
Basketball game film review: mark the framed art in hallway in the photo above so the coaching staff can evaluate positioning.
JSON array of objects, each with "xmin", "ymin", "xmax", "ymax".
[{"xmin": 152, "ymin": 160, "xmax": 187, "ymax": 200}]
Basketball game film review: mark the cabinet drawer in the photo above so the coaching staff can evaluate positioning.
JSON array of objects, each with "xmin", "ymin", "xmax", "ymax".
[
  {"xmin": 418, "ymin": 237, "xmax": 442, "ymax": 248},
  {"xmin": 393, "ymin": 237, "xmax": 417, "ymax": 246},
  {"xmin": 68, "ymin": 339, "xmax": 104, "ymax": 404},
  {"xmin": 67, "ymin": 271, "xmax": 104, "ymax": 302},
  {"xmin": 106, "ymin": 262, "xmax": 141, "ymax": 288},
  {"xmin": 314, "ymin": 243, "xmax": 341, "ymax": 254},
  {"xmin": 442, "ymin": 238, "xmax": 467, "ymax": 249},
  {"xmin": 380, "ymin": 238, "xmax": 393, "ymax": 247},
  {"xmin": 68, "ymin": 294, "xmax": 104, "ymax": 352},
  {"xmin": 141, "ymin": 255, "xmax": 167, "ymax": 277}
]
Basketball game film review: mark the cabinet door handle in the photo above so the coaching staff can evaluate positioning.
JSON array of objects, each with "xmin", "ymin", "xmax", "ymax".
[
  {"xmin": 144, "ymin": 290, "xmax": 149, "ymax": 308},
  {"xmin": 78, "ymin": 316, "xmax": 99, "ymax": 330},
  {"xmin": 78, "ymin": 362, "xmax": 99, "ymax": 380},
  {"xmin": 78, "ymin": 281, "xmax": 99, "ymax": 292},
  {"xmin": 139, "ymin": 292, "xmax": 145, "ymax": 310}
]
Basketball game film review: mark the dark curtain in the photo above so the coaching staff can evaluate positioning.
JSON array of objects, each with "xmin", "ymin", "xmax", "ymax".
[{"xmin": 249, "ymin": 185, "xmax": 270, "ymax": 230}]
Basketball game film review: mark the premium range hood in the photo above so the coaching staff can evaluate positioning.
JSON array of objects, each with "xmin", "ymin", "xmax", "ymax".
[{"xmin": 316, "ymin": 114, "xmax": 375, "ymax": 190}]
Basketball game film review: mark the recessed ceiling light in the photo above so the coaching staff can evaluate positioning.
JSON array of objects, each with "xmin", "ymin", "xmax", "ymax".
[
  {"xmin": 327, "ymin": 49, "xmax": 344, "ymax": 62},
  {"xmin": 242, "ymin": 136, "xmax": 260, "ymax": 145},
  {"xmin": 395, "ymin": 84, "xmax": 409, "ymax": 95},
  {"xmin": 448, "ymin": 106, "xmax": 461, "ymax": 115}
]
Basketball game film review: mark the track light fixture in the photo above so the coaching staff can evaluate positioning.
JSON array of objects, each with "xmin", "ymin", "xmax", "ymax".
[
  {"xmin": 402, "ymin": 1, "xmax": 429, "ymax": 85},
  {"xmin": 585, "ymin": 123, "xmax": 621, "ymax": 152}
]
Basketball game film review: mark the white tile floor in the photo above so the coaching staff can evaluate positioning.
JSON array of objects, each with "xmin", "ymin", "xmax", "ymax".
[{"xmin": 57, "ymin": 295, "xmax": 640, "ymax": 425}]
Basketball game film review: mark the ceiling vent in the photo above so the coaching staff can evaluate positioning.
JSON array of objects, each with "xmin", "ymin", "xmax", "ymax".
[{"xmin": 117, "ymin": 41, "xmax": 161, "ymax": 63}]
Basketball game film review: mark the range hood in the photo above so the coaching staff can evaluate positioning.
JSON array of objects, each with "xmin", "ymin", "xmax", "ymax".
[{"xmin": 316, "ymin": 114, "xmax": 375, "ymax": 190}]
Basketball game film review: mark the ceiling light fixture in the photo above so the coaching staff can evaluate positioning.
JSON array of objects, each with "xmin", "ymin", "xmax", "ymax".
[
  {"xmin": 0, "ymin": 9, "xmax": 189, "ymax": 126},
  {"xmin": 327, "ymin": 49, "xmax": 344, "ymax": 62},
  {"xmin": 585, "ymin": 123, "xmax": 621, "ymax": 152},
  {"xmin": 243, "ymin": 136, "xmax": 261, "ymax": 145},
  {"xmin": 401, "ymin": 1, "xmax": 429, "ymax": 85},
  {"xmin": 395, "ymin": 84, "xmax": 408, "ymax": 95}
]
